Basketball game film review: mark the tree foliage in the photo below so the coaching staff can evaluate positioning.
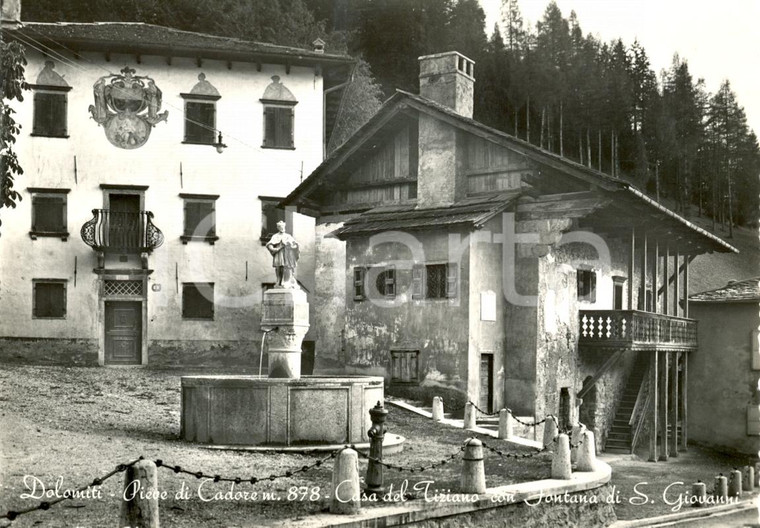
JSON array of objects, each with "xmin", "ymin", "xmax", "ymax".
[
  {"xmin": 0, "ymin": 40, "xmax": 27, "ymax": 235},
  {"xmin": 19, "ymin": 0, "xmax": 760, "ymax": 229}
]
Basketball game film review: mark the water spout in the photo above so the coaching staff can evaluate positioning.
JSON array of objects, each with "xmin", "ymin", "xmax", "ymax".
[{"xmin": 260, "ymin": 327, "xmax": 278, "ymax": 378}]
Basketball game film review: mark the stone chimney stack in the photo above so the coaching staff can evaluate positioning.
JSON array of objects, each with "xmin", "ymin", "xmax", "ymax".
[
  {"xmin": 418, "ymin": 51, "xmax": 475, "ymax": 118},
  {"xmin": 416, "ymin": 52, "xmax": 475, "ymax": 208},
  {"xmin": 1, "ymin": 0, "xmax": 22, "ymax": 29}
]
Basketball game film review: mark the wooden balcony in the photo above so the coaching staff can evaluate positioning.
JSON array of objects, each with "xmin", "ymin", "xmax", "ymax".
[
  {"xmin": 579, "ymin": 310, "xmax": 697, "ymax": 352},
  {"xmin": 80, "ymin": 209, "xmax": 164, "ymax": 253}
]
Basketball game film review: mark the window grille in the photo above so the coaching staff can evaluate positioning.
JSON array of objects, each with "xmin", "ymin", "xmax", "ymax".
[{"xmin": 104, "ymin": 280, "xmax": 143, "ymax": 297}]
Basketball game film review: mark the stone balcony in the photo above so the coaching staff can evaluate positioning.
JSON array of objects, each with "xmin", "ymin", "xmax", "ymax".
[{"xmin": 579, "ymin": 310, "xmax": 697, "ymax": 352}]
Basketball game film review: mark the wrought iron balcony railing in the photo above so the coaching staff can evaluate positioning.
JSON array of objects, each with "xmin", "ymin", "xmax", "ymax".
[
  {"xmin": 81, "ymin": 209, "xmax": 164, "ymax": 252},
  {"xmin": 579, "ymin": 310, "xmax": 697, "ymax": 352}
]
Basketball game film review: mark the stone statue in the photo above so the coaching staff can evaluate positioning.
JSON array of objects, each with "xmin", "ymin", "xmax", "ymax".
[{"xmin": 266, "ymin": 221, "xmax": 299, "ymax": 288}]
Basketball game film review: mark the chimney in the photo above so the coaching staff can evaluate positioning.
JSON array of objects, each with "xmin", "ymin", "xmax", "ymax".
[
  {"xmin": 1, "ymin": 0, "xmax": 22, "ymax": 29},
  {"xmin": 418, "ymin": 51, "xmax": 475, "ymax": 118},
  {"xmin": 416, "ymin": 52, "xmax": 474, "ymax": 208}
]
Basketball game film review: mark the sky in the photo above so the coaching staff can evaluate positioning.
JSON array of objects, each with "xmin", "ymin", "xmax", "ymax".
[{"xmin": 478, "ymin": 0, "xmax": 760, "ymax": 137}]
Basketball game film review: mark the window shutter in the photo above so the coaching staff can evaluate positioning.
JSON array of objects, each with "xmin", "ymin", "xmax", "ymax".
[
  {"xmin": 200, "ymin": 104, "xmax": 215, "ymax": 143},
  {"xmin": 353, "ymin": 267, "xmax": 365, "ymax": 301},
  {"xmin": 288, "ymin": 107, "xmax": 294, "ymax": 147},
  {"xmin": 589, "ymin": 272, "xmax": 597, "ymax": 303},
  {"xmin": 52, "ymin": 94, "xmax": 67, "ymax": 136},
  {"xmin": 33, "ymin": 93, "xmax": 50, "ymax": 135},
  {"xmin": 385, "ymin": 266, "xmax": 396, "ymax": 298},
  {"xmin": 412, "ymin": 264, "xmax": 424, "ymax": 299},
  {"xmin": 263, "ymin": 107, "xmax": 275, "ymax": 146},
  {"xmin": 51, "ymin": 283, "xmax": 65, "ymax": 317},
  {"xmin": 446, "ymin": 263, "xmax": 458, "ymax": 298},
  {"xmin": 185, "ymin": 102, "xmax": 215, "ymax": 143},
  {"xmin": 200, "ymin": 202, "xmax": 215, "ymax": 237},
  {"xmin": 184, "ymin": 202, "xmax": 201, "ymax": 236},
  {"xmin": 33, "ymin": 196, "xmax": 64, "ymax": 232}
]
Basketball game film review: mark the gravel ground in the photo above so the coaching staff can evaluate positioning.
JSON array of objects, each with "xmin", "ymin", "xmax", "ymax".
[{"xmin": 0, "ymin": 365, "xmax": 550, "ymax": 527}]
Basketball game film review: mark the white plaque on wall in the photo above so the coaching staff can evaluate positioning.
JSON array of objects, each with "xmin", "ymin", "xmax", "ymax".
[{"xmin": 480, "ymin": 290, "xmax": 496, "ymax": 321}]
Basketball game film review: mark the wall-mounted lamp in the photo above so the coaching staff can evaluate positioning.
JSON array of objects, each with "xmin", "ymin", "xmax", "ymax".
[{"xmin": 214, "ymin": 132, "xmax": 228, "ymax": 154}]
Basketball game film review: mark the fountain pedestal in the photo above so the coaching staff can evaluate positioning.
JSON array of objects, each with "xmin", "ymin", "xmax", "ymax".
[{"xmin": 261, "ymin": 288, "xmax": 309, "ymax": 379}]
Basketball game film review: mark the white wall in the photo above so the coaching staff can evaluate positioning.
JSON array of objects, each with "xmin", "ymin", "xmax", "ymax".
[{"xmin": 0, "ymin": 48, "xmax": 323, "ymax": 344}]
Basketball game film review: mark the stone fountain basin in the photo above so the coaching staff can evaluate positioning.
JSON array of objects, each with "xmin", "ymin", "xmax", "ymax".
[{"xmin": 181, "ymin": 375, "xmax": 385, "ymax": 446}]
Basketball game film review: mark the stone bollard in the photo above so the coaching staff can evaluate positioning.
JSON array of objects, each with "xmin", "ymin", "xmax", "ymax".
[
  {"xmin": 551, "ymin": 434, "xmax": 572, "ymax": 479},
  {"xmin": 330, "ymin": 449, "xmax": 361, "ymax": 514},
  {"xmin": 498, "ymin": 409, "xmax": 512, "ymax": 439},
  {"xmin": 691, "ymin": 481, "xmax": 706, "ymax": 507},
  {"xmin": 432, "ymin": 396, "xmax": 444, "ymax": 421},
  {"xmin": 460, "ymin": 438, "xmax": 486, "ymax": 494},
  {"xmin": 570, "ymin": 423, "xmax": 586, "ymax": 464},
  {"xmin": 744, "ymin": 465, "xmax": 755, "ymax": 492},
  {"xmin": 119, "ymin": 460, "xmax": 159, "ymax": 528},
  {"xmin": 576, "ymin": 430, "xmax": 597, "ymax": 472},
  {"xmin": 728, "ymin": 469, "xmax": 742, "ymax": 497},
  {"xmin": 713, "ymin": 474, "xmax": 728, "ymax": 500},
  {"xmin": 542, "ymin": 415, "xmax": 558, "ymax": 452},
  {"xmin": 364, "ymin": 402, "xmax": 388, "ymax": 496},
  {"xmin": 463, "ymin": 402, "xmax": 477, "ymax": 430}
]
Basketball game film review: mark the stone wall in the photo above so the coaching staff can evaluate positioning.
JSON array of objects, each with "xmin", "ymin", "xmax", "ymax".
[
  {"xmin": 342, "ymin": 228, "xmax": 471, "ymax": 399},
  {"xmin": 688, "ymin": 301, "xmax": 760, "ymax": 455},
  {"xmin": 312, "ymin": 221, "xmax": 348, "ymax": 371},
  {"xmin": 147, "ymin": 339, "xmax": 260, "ymax": 368},
  {"xmin": 406, "ymin": 485, "xmax": 616, "ymax": 528},
  {"xmin": 0, "ymin": 337, "xmax": 98, "ymax": 366}
]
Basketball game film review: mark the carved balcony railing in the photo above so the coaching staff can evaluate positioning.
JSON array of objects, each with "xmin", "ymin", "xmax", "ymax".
[
  {"xmin": 81, "ymin": 209, "xmax": 164, "ymax": 252},
  {"xmin": 579, "ymin": 310, "xmax": 697, "ymax": 351}
]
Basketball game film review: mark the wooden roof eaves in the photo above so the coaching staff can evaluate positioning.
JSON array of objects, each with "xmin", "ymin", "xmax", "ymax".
[{"xmin": 281, "ymin": 93, "xmax": 409, "ymax": 208}]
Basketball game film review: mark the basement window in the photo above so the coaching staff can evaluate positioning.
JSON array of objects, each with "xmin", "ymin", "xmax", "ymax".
[
  {"xmin": 182, "ymin": 282, "xmax": 214, "ymax": 320},
  {"xmin": 390, "ymin": 350, "xmax": 419, "ymax": 384},
  {"xmin": 33, "ymin": 279, "xmax": 67, "ymax": 319},
  {"xmin": 577, "ymin": 269, "xmax": 597, "ymax": 303}
]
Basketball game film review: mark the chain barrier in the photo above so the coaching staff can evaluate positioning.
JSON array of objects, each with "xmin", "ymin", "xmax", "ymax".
[
  {"xmin": 154, "ymin": 451, "xmax": 337, "ymax": 484},
  {"xmin": 479, "ymin": 439, "xmax": 549, "ymax": 459},
  {"xmin": 465, "ymin": 401, "xmax": 561, "ymax": 431},
  {"xmin": 0, "ymin": 457, "xmax": 143, "ymax": 521},
  {"xmin": 354, "ymin": 443, "xmax": 466, "ymax": 473}
]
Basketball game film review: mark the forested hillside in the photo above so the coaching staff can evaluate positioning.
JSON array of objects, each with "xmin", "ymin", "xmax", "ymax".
[{"xmin": 18, "ymin": 0, "xmax": 760, "ymax": 230}]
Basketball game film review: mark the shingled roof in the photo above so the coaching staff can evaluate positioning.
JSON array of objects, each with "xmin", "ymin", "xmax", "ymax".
[
  {"xmin": 689, "ymin": 277, "xmax": 760, "ymax": 303},
  {"xmin": 7, "ymin": 22, "xmax": 352, "ymax": 66},
  {"xmin": 334, "ymin": 192, "xmax": 519, "ymax": 239}
]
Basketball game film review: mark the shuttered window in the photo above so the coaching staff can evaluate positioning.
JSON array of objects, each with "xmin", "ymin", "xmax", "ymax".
[
  {"xmin": 376, "ymin": 266, "xmax": 396, "ymax": 298},
  {"xmin": 426, "ymin": 264, "xmax": 447, "ymax": 299},
  {"xmin": 263, "ymin": 105, "xmax": 294, "ymax": 148},
  {"xmin": 33, "ymin": 280, "xmax": 66, "ymax": 318},
  {"xmin": 577, "ymin": 269, "xmax": 597, "ymax": 303},
  {"xmin": 353, "ymin": 267, "xmax": 366, "ymax": 301},
  {"xmin": 181, "ymin": 194, "xmax": 218, "ymax": 243},
  {"xmin": 260, "ymin": 197, "xmax": 285, "ymax": 240},
  {"xmin": 184, "ymin": 101, "xmax": 216, "ymax": 144},
  {"xmin": 413, "ymin": 263, "xmax": 458, "ymax": 300},
  {"xmin": 182, "ymin": 283, "xmax": 214, "ymax": 319},
  {"xmin": 33, "ymin": 91, "xmax": 68, "ymax": 137},
  {"xmin": 29, "ymin": 188, "xmax": 69, "ymax": 239},
  {"xmin": 391, "ymin": 350, "xmax": 419, "ymax": 384}
]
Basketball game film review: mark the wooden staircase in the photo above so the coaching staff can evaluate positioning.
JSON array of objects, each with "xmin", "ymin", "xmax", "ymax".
[{"xmin": 605, "ymin": 357, "xmax": 649, "ymax": 453}]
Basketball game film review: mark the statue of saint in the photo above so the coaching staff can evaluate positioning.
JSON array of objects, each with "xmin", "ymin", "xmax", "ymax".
[{"xmin": 266, "ymin": 221, "xmax": 299, "ymax": 288}]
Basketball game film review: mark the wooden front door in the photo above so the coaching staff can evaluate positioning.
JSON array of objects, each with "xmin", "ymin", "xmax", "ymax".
[
  {"xmin": 105, "ymin": 301, "xmax": 142, "ymax": 365},
  {"xmin": 479, "ymin": 354, "xmax": 494, "ymax": 413}
]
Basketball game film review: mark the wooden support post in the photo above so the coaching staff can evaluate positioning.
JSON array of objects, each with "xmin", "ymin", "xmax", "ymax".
[
  {"xmin": 628, "ymin": 228, "xmax": 635, "ymax": 310},
  {"xmin": 641, "ymin": 233, "xmax": 648, "ymax": 311},
  {"xmin": 653, "ymin": 240, "xmax": 659, "ymax": 313},
  {"xmin": 670, "ymin": 352, "xmax": 679, "ymax": 457},
  {"xmin": 674, "ymin": 252, "xmax": 681, "ymax": 317},
  {"xmin": 659, "ymin": 352, "xmax": 669, "ymax": 461},
  {"xmin": 663, "ymin": 246, "xmax": 670, "ymax": 316},
  {"xmin": 684, "ymin": 257, "xmax": 690, "ymax": 318},
  {"xmin": 649, "ymin": 351, "xmax": 659, "ymax": 462},
  {"xmin": 681, "ymin": 353, "xmax": 688, "ymax": 451}
]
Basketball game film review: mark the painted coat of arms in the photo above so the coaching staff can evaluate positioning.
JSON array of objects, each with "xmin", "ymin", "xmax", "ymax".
[{"xmin": 89, "ymin": 67, "xmax": 168, "ymax": 149}]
